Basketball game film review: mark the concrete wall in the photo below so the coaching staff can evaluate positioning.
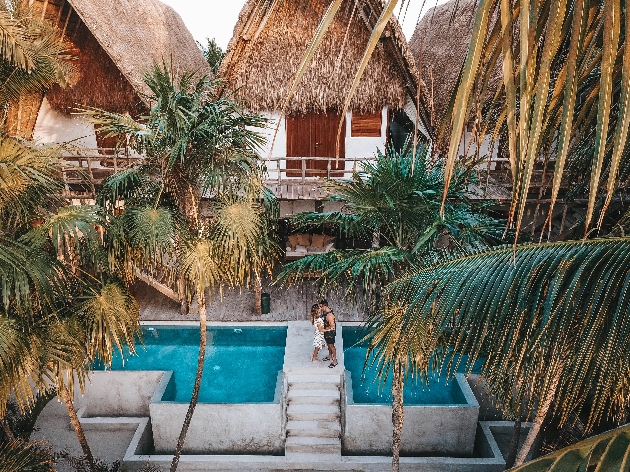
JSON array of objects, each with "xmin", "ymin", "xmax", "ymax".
[
  {"xmin": 32, "ymin": 97, "xmax": 98, "ymax": 147},
  {"xmin": 149, "ymin": 371, "xmax": 284, "ymax": 454},
  {"xmin": 342, "ymin": 374, "xmax": 479, "ymax": 456},
  {"xmin": 76, "ymin": 371, "xmax": 167, "ymax": 417},
  {"xmin": 150, "ymin": 402, "xmax": 284, "ymax": 454}
]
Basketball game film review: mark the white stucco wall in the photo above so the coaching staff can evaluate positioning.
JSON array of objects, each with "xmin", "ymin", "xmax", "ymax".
[{"xmin": 32, "ymin": 97, "xmax": 98, "ymax": 148}]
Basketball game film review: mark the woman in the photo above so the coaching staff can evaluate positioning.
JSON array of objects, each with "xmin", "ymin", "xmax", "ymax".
[{"xmin": 310, "ymin": 304, "xmax": 326, "ymax": 362}]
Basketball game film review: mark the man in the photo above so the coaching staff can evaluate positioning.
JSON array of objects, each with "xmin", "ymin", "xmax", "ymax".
[{"xmin": 319, "ymin": 299, "xmax": 337, "ymax": 368}]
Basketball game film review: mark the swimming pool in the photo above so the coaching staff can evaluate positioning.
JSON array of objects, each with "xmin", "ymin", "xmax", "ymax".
[
  {"xmin": 343, "ymin": 326, "xmax": 469, "ymax": 405},
  {"xmin": 98, "ymin": 325, "xmax": 287, "ymax": 403}
]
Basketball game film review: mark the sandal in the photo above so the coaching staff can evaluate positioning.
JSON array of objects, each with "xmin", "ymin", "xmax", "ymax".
[
  {"xmin": 328, "ymin": 362, "xmax": 338, "ymax": 368},
  {"xmin": 322, "ymin": 357, "xmax": 331, "ymax": 361}
]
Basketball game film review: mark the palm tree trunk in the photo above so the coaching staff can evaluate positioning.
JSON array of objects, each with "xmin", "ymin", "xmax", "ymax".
[
  {"xmin": 59, "ymin": 384, "xmax": 97, "ymax": 471},
  {"xmin": 0, "ymin": 415, "xmax": 15, "ymax": 441},
  {"xmin": 514, "ymin": 380, "xmax": 558, "ymax": 467},
  {"xmin": 505, "ymin": 419, "xmax": 521, "ymax": 469},
  {"xmin": 170, "ymin": 290, "xmax": 207, "ymax": 472},
  {"xmin": 391, "ymin": 363, "xmax": 404, "ymax": 472}
]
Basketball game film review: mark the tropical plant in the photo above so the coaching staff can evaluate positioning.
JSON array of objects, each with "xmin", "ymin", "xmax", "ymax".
[
  {"xmin": 0, "ymin": 1, "xmax": 73, "ymax": 106},
  {"xmin": 0, "ymin": 439, "xmax": 55, "ymax": 472},
  {"xmin": 276, "ymin": 144, "xmax": 505, "ymax": 301},
  {"xmin": 84, "ymin": 62, "xmax": 277, "ymax": 472},
  {"xmin": 385, "ymin": 237, "xmax": 630, "ymax": 466},
  {"xmin": 510, "ymin": 423, "xmax": 630, "ymax": 472},
  {"xmin": 438, "ymin": 0, "xmax": 630, "ymax": 243},
  {"xmin": 199, "ymin": 37, "xmax": 224, "ymax": 75}
]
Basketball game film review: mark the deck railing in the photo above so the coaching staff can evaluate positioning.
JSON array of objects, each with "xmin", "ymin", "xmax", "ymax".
[{"xmin": 59, "ymin": 148, "xmax": 555, "ymax": 202}]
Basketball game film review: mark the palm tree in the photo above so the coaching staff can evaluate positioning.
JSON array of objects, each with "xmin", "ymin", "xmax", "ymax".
[
  {"xmin": 0, "ymin": 1, "xmax": 73, "ymax": 106},
  {"xmin": 276, "ymin": 144, "xmax": 505, "ymax": 302},
  {"xmin": 276, "ymin": 145, "xmax": 506, "ymax": 471},
  {"xmin": 385, "ymin": 238, "xmax": 630, "ymax": 466},
  {"xmin": 85, "ymin": 63, "xmax": 277, "ymax": 472}
]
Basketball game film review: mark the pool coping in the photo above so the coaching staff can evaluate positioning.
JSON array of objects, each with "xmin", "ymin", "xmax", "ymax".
[{"xmin": 140, "ymin": 320, "xmax": 288, "ymax": 327}]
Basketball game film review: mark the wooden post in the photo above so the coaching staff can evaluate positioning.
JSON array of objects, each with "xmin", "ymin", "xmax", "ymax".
[
  {"xmin": 301, "ymin": 157, "xmax": 306, "ymax": 182},
  {"xmin": 327, "ymin": 158, "xmax": 331, "ymax": 178},
  {"xmin": 278, "ymin": 157, "xmax": 282, "ymax": 185}
]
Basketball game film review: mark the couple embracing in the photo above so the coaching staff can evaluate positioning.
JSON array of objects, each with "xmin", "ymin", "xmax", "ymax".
[{"xmin": 310, "ymin": 299, "xmax": 338, "ymax": 368}]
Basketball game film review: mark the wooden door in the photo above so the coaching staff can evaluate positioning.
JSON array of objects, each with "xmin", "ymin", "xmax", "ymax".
[{"xmin": 286, "ymin": 113, "xmax": 345, "ymax": 177}]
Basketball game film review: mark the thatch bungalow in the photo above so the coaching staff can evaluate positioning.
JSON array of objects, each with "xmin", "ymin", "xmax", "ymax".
[
  {"xmin": 5, "ymin": 0, "xmax": 209, "ymax": 150},
  {"xmin": 219, "ymin": 0, "xmax": 432, "ymax": 185}
]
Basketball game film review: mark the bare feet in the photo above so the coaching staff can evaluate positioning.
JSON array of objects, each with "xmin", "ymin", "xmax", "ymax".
[{"xmin": 310, "ymin": 355, "xmax": 320, "ymax": 362}]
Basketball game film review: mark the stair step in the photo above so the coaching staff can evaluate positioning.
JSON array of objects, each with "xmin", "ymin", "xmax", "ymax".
[
  {"xmin": 288, "ymin": 381, "xmax": 339, "ymax": 391},
  {"xmin": 285, "ymin": 436, "xmax": 341, "ymax": 455},
  {"xmin": 287, "ymin": 374, "xmax": 341, "ymax": 384},
  {"xmin": 286, "ymin": 420, "xmax": 340, "ymax": 438},
  {"xmin": 288, "ymin": 389, "xmax": 340, "ymax": 405},
  {"xmin": 283, "ymin": 452, "xmax": 342, "ymax": 462},
  {"xmin": 287, "ymin": 404, "xmax": 340, "ymax": 422}
]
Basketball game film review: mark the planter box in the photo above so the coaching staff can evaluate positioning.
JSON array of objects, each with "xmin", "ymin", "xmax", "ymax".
[
  {"xmin": 343, "ymin": 373, "xmax": 479, "ymax": 456},
  {"xmin": 149, "ymin": 371, "xmax": 285, "ymax": 454}
]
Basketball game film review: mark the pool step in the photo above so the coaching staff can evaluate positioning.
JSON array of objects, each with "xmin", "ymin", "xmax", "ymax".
[
  {"xmin": 287, "ymin": 404, "xmax": 340, "ymax": 422},
  {"xmin": 287, "ymin": 374, "xmax": 341, "ymax": 391},
  {"xmin": 285, "ymin": 436, "xmax": 342, "ymax": 455},
  {"xmin": 287, "ymin": 389, "xmax": 340, "ymax": 405},
  {"xmin": 286, "ymin": 420, "xmax": 341, "ymax": 438}
]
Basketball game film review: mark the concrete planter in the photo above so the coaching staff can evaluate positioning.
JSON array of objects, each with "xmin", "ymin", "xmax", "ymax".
[
  {"xmin": 342, "ymin": 373, "xmax": 479, "ymax": 456},
  {"xmin": 149, "ymin": 371, "xmax": 285, "ymax": 454}
]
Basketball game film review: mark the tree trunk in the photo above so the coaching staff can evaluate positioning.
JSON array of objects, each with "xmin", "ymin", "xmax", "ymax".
[
  {"xmin": 170, "ymin": 290, "xmax": 207, "ymax": 472},
  {"xmin": 391, "ymin": 364, "xmax": 404, "ymax": 472},
  {"xmin": 59, "ymin": 384, "xmax": 97, "ymax": 471},
  {"xmin": 514, "ymin": 380, "xmax": 558, "ymax": 467},
  {"xmin": 505, "ymin": 419, "xmax": 521, "ymax": 469},
  {"xmin": 1, "ymin": 415, "xmax": 15, "ymax": 441},
  {"xmin": 253, "ymin": 272, "xmax": 262, "ymax": 316}
]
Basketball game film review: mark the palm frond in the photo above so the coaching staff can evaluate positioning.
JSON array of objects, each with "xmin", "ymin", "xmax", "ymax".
[
  {"xmin": 511, "ymin": 424, "xmax": 630, "ymax": 472},
  {"xmin": 388, "ymin": 237, "xmax": 630, "ymax": 430},
  {"xmin": 78, "ymin": 283, "xmax": 140, "ymax": 366},
  {"xmin": 0, "ymin": 439, "xmax": 54, "ymax": 472}
]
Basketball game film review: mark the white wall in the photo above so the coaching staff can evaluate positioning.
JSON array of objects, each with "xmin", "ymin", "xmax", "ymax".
[{"xmin": 32, "ymin": 97, "xmax": 98, "ymax": 148}]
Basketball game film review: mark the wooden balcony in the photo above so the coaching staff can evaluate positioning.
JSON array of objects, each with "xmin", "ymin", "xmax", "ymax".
[{"xmin": 59, "ymin": 150, "xmax": 566, "ymax": 204}]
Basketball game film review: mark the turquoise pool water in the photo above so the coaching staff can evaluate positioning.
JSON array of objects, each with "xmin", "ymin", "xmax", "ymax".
[
  {"xmin": 343, "ymin": 327, "xmax": 472, "ymax": 405},
  {"xmin": 97, "ymin": 326, "xmax": 287, "ymax": 403}
]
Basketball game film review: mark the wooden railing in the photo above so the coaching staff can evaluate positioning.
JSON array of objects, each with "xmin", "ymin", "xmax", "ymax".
[{"xmin": 59, "ymin": 149, "xmax": 558, "ymax": 202}]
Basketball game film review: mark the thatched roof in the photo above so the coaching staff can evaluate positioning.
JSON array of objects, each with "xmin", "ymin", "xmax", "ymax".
[
  {"xmin": 220, "ymin": 0, "xmax": 430, "ymax": 126},
  {"xmin": 5, "ymin": 0, "xmax": 209, "ymax": 138},
  {"xmin": 409, "ymin": 0, "xmax": 478, "ymax": 128},
  {"xmin": 65, "ymin": 0, "xmax": 210, "ymax": 101}
]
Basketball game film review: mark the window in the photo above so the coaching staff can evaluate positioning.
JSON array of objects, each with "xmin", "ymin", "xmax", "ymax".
[{"xmin": 351, "ymin": 111, "xmax": 382, "ymax": 137}]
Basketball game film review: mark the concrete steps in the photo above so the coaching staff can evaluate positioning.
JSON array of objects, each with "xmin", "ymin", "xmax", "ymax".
[
  {"xmin": 285, "ymin": 436, "xmax": 342, "ymax": 455},
  {"xmin": 285, "ymin": 373, "xmax": 342, "ymax": 459}
]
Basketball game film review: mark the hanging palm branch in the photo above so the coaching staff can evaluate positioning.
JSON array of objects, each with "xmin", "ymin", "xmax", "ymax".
[
  {"xmin": 440, "ymin": 0, "xmax": 630, "ymax": 241},
  {"xmin": 511, "ymin": 423, "xmax": 630, "ymax": 472},
  {"xmin": 386, "ymin": 237, "xmax": 630, "ymax": 464}
]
